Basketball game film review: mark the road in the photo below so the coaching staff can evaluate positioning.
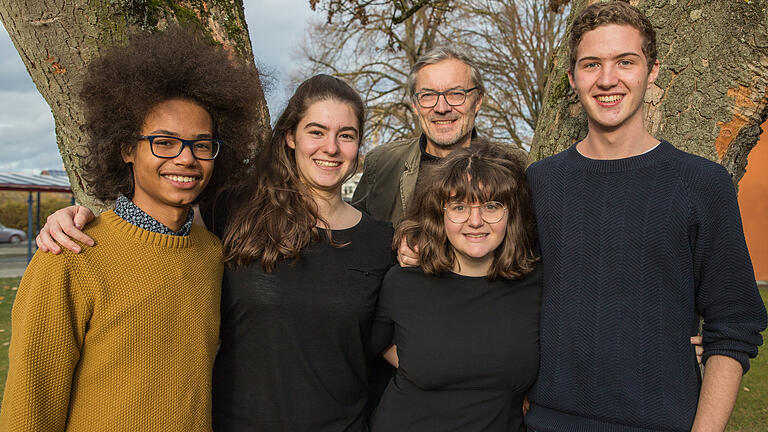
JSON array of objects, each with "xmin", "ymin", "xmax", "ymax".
[{"xmin": 0, "ymin": 242, "xmax": 35, "ymax": 278}]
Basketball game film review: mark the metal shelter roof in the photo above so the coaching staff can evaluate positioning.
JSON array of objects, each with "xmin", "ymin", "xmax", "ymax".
[{"xmin": 0, "ymin": 172, "xmax": 72, "ymax": 193}]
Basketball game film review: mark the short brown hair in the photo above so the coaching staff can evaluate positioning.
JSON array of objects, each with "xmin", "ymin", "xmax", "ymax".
[
  {"xmin": 568, "ymin": 1, "xmax": 657, "ymax": 73},
  {"xmin": 395, "ymin": 141, "xmax": 538, "ymax": 280}
]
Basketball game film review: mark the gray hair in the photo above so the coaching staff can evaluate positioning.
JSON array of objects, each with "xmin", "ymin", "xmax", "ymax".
[{"xmin": 407, "ymin": 46, "xmax": 485, "ymax": 98}]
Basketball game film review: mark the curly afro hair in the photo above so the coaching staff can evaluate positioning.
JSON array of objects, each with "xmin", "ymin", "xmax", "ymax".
[{"xmin": 79, "ymin": 26, "xmax": 264, "ymax": 205}]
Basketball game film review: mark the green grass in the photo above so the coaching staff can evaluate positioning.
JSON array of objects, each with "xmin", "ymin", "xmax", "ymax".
[
  {"xmin": 0, "ymin": 277, "xmax": 764, "ymax": 429},
  {"xmin": 727, "ymin": 287, "xmax": 768, "ymax": 431},
  {"xmin": 0, "ymin": 277, "xmax": 19, "ymax": 397}
]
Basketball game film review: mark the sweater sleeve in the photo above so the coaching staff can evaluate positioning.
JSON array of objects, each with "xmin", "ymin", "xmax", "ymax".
[
  {"xmin": 0, "ymin": 251, "xmax": 93, "ymax": 431},
  {"xmin": 369, "ymin": 267, "xmax": 398, "ymax": 357},
  {"xmin": 690, "ymin": 164, "xmax": 767, "ymax": 373}
]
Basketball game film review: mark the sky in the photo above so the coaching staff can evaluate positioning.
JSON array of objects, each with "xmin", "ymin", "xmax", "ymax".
[{"xmin": 0, "ymin": 0, "xmax": 318, "ymax": 172}]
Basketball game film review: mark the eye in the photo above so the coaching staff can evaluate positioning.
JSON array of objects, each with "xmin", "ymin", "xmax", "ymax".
[
  {"xmin": 308, "ymin": 129, "xmax": 324, "ymax": 137},
  {"xmin": 583, "ymin": 62, "xmax": 599, "ymax": 69},
  {"xmin": 484, "ymin": 201, "xmax": 504, "ymax": 211},
  {"xmin": 451, "ymin": 204, "xmax": 466, "ymax": 212},
  {"xmin": 619, "ymin": 59, "xmax": 633, "ymax": 67},
  {"xmin": 153, "ymin": 137, "xmax": 177, "ymax": 146},
  {"xmin": 194, "ymin": 141, "xmax": 213, "ymax": 151},
  {"xmin": 339, "ymin": 132, "xmax": 357, "ymax": 141}
]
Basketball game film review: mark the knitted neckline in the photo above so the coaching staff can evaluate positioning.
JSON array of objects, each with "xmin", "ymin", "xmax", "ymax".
[
  {"xmin": 565, "ymin": 140, "xmax": 674, "ymax": 173},
  {"xmin": 102, "ymin": 211, "xmax": 195, "ymax": 249}
]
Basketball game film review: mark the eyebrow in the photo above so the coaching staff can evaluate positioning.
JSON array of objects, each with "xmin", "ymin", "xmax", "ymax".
[
  {"xmin": 149, "ymin": 129, "xmax": 213, "ymax": 138},
  {"xmin": 417, "ymin": 86, "xmax": 467, "ymax": 92},
  {"xmin": 304, "ymin": 122, "xmax": 359, "ymax": 134},
  {"xmin": 578, "ymin": 52, "xmax": 643, "ymax": 63}
]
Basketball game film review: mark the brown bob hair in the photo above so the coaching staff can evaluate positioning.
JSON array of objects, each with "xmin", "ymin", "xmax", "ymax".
[
  {"xmin": 568, "ymin": 1, "xmax": 657, "ymax": 73},
  {"xmin": 395, "ymin": 142, "xmax": 538, "ymax": 280},
  {"xmin": 221, "ymin": 74, "xmax": 365, "ymax": 270}
]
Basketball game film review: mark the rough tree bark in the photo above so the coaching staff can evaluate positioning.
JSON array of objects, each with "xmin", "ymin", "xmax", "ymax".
[
  {"xmin": 530, "ymin": 0, "xmax": 768, "ymax": 187},
  {"xmin": 0, "ymin": 0, "xmax": 270, "ymax": 211}
]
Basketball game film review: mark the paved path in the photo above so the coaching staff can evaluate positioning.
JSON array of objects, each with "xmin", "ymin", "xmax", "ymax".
[{"xmin": 0, "ymin": 243, "xmax": 34, "ymax": 278}]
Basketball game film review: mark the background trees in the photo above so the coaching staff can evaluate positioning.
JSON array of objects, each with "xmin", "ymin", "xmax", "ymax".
[
  {"xmin": 1, "ymin": 0, "xmax": 766, "ymax": 210},
  {"xmin": 0, "ymin": 0, "xmax": 270, "ymax": 210}
]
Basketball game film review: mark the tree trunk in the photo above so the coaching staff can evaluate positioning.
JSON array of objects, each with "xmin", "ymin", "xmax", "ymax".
[
  {"xmin": 0, "ymin": 0, "xmax": 270, "ymax": 211},
  {"xmin": 530, "ymin": 0, "xmax": 768, "ymax": 187}
]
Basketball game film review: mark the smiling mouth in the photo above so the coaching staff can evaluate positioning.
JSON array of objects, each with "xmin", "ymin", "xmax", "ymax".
[
  {"xmin": 163, "ymin": 174, "xmax": 198, "ymax": 183},
  {"xmin": 314, "ymin": 159, "xmax": 341, "ymax": 167},
  {"xmin": 464, "ymin": 233, "xmax": 489, "ymax": 239},
  {"xmin": 432, "ymin": 119, "xmax": 457, "ymax": 125},
  {"xmin": 596, "ymin": 95, "xmax": 623, "ymax": 103}
]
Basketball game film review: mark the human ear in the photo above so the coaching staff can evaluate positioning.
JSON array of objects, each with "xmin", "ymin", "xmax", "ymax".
[
  {"xmin": 285, "ymin": 131, "xmax": 296, "ymax": 149},
  {"xmin": 647, "ymin": 59, "xmax": 660, "ymax": 88}
]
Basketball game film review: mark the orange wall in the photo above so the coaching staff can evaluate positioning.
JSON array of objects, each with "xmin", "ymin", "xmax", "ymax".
[{"xmin": 738, "ymin": 122, "xmax": 768, "ymax": 281}]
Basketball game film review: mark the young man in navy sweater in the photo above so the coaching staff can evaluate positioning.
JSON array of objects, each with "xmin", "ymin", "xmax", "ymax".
[{"xmin": 525, "ymin": 3, "xmax": 766, "ymax": 431}]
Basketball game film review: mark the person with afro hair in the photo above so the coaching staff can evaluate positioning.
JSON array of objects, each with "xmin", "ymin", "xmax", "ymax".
[{"xmin": 0, "ymin": 26, "xmax": 263, "ymax": 431}]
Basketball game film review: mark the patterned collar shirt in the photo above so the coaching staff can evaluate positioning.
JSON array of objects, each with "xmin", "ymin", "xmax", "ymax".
[{"xmin": 113, "ymin": 194, "xmax": 193, "ymax": 236}]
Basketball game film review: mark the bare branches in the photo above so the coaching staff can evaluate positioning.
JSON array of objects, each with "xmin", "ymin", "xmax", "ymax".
[{"xmin": 299, "ymin": 0, "xmax": 568, "ymax": 151}]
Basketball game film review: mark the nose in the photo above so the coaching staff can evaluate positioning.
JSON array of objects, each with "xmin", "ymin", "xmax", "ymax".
[
  {"xmin": 322, "ymin": 136, "xmax": 340, "ymax": 155},
  {"xmin": 597, "ymin": 64, "xmax": 619, "ymax": 88},
  {"xmin": 173, "ymin": 144, "xmax": 198, "ymax": 165},
  {"xmin": 433, "ymin": 93, "xmax": 452, "ymax": 114},
  {"xmin": 467, "ymin": 206, "xmax": 483, "ymax": 227}
]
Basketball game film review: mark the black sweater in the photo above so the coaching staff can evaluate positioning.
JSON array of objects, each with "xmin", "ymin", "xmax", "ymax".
[
  {"xmin": 369, "ymin": 266, "xmax": 541, "ymax": 432},
  {"xmin": 525, "ymin": 141, "xmax": 767, "ymax": 432},
  {"xmin": 209, "ymin": 212, "xmax": 394, "ymax": 432}
]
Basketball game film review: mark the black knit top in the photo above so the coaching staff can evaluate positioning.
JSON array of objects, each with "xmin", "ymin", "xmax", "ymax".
[{"xmin": 525, "ymin": 140, "xmax": 767, "ymax": 432}]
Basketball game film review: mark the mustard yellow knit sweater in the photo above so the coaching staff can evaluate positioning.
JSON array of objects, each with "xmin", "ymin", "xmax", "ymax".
[{"xmin": 0, "ymin": 211, "xmax": 223, "ymax": 432}]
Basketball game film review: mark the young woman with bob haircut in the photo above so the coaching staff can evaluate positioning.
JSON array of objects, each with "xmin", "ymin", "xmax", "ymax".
[
  {"xmin": 1, "ymin": 27, "xmax": 262, "ymax": 431},
  {"xmin": 369, "ymin": 142, "xmax": 541, "ymax": 432}
]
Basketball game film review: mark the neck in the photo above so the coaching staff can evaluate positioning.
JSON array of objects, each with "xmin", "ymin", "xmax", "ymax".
[
  {"xmin": 309, "ymin": 188, "xmax": 360, "ymax": 230},
  {"xmin": 425, "ymin": 134, "xmax": 472, "ymax": 158},
  {"xmin": 453, "ymin": 255, "xmax": 493, "ymax": 277},
  {"xmin": 578, "ymin": 117, "xmax": 659, "ymax": 159},
  {"xmin": 131, "ymin": 197, "xmax": 190, "ymax": 232}
]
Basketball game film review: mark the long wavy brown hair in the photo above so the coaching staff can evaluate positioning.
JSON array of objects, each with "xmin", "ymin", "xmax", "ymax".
[
  {"xmin": 395, "ymin": 142, "xmax": 538, "ymax": 279},
  {"xmin": 221, "ymin": 74, "xmax": 364, "ymax": 270}
]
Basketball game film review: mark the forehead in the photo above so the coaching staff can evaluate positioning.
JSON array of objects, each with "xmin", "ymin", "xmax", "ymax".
[
  {"xmin": 300, "ymin": 99, "xmax": 359, "ymax": 128},
  {"xmin": 415, "ymin": 58, "xmax": 474, "ymax": 90},
  {"xmin": 576, "ymin": 24, "xmax": 646, "ymax": 61},
  {"xmin": 142, "ymin": 99, "xmax": 213, "ymax": 133}
]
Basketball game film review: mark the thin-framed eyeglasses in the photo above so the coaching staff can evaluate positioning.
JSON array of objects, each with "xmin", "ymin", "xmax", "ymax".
[
  {"xmin": 413, "ymin": 87, "xmax": 478, "ymax": 108},
  {"xmin": 138, "ymin": 135, "xmax": 222, "ymax": 160},
  {"xmin": 443, "ymin": 201, "xmax": 507, "ymax": 224}
]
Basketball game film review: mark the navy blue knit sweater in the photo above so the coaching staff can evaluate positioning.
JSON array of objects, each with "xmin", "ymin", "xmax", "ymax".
[{"xmin": 525, "ymin": 141, "xmax": 766, "ymax": 432}]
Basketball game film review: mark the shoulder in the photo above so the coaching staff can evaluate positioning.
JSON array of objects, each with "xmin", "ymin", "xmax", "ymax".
[
  {"xmin": 664, "ymin": 142, "xmax": 735, "ymax": 196},
  {"xmin": 382, "ymin": 266, "xmax": 427, "ymax": 293},
  {"xmin": 365, "ymin": 137, "xmax": 420, "ymax": 164},
  {"xmin": 358, "ymin": 212, "xmax": 395, "ymax": 239},
  {"xmin": 526, "ymin": 148, "xmax": 570, "ymax": 178},
  {"xmin": 190, "ymin": 224, "xmax": 224, "ymax": 252}
]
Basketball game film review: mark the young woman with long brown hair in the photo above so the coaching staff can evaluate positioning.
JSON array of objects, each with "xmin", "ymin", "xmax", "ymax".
[
  {"xmin": 207, "ymin": 74, "xmax": 394, "ymax": 431},
  {"xmin": 369, "ymin": 143, "xmax": 541, "ymax": 432}
]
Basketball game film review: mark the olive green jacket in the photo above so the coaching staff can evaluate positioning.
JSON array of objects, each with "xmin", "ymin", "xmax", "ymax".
[{"xmin": 351, "ymin": 136, "xmax": 422, "ymax": 227}]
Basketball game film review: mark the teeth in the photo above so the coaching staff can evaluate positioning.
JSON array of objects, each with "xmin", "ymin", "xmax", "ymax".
[
  {"xmin": 434, "ymin": 120, "xmax": 454, "ymax": 124},
  {"xmin": 165, "ymin": 175, "xmax": 196, "ymax": 183},
  {"xmin": 315, "ymin": 160, "xmax": 341, "ymax": 167},
  {"xmin": 465, "ymin": 234, "xmax": 487, "ymax": 238},
  {"xmin": 596, "ymin": 95, "xmax": 622, "ymax": 103}
]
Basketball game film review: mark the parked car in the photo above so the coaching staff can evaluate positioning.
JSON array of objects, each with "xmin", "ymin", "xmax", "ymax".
[{"xmin": 0, "ymin": 223, "xmax": 27, "ymax": 244}]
